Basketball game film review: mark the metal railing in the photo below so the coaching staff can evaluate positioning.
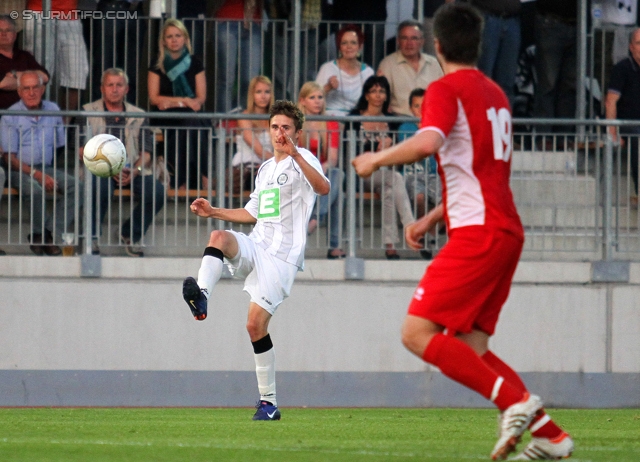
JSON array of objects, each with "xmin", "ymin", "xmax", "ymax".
[{"xmin": 1, "ymin": 111, "xmax": 639, "ymax": 261}]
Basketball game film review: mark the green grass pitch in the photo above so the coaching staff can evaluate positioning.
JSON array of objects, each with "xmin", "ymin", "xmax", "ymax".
[{"xmin": 0, "ymin": 408, "xmax": 638, "ymax": 461}]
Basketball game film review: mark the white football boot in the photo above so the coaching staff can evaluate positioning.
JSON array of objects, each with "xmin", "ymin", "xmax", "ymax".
[
  {"xmin": 510, "ymin": 432, "xmax": 574, "ymax": 460},
  {"xmin": 491, "ymin": 393, "xmax": 543, "ymax": 460}
]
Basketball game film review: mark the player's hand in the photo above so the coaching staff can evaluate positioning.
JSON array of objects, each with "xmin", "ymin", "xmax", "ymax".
[
  {"xmin": 351, "ymin": 152, "xmax": 379, "ymax": 178},
  {"xmin": 190, "ymin": 197, "xmax": 215, "ymax": 217},
  {"xmin": 275, "ymin": 127, "xmax": 298, "ymax": 158},
  {"xmin": 406, "ymin": 221, "xmax": 429, "ymax": 250}
]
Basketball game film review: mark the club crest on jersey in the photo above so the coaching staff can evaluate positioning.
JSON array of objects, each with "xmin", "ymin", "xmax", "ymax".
[{"xmin": 277, "ymin": 173, "xmax": 288, "ymax": 185}]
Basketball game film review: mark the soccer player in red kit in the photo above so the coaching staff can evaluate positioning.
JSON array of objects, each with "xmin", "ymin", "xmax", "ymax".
[{"xmin": 352, "ymin": 3, "xmax": 573, "ymax": 460}]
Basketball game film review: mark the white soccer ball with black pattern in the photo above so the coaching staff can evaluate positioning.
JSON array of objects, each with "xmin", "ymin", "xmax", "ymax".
[{"xmin": 83, "ymin": 134, "xmax": 127, "ymax": 178}]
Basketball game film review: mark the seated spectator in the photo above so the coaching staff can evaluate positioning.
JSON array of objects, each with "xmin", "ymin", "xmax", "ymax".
[
  {"xmin": 23, "ymin": 0, "xmax": 89, "ymax": 116},
  {"xmin": 377, "ymin": 19, "xmax": 442, "ymax": 116},
  {"xmin": 315, "ymin": 24, "xmax": 374, "ymax": 116},
  {"xmin": 0, "ymin": 71, "xmax": 83, "ymax": 256},
  {"xmin": 80, "ymin": 68, "xmax": 165, "ymax": 257},
  {"xmin": 606, "ymin": 27, "xmax": 640, "ymax": 200},
  {"xmin": 298, "ymin": 81, "xmax": 346, "ymax": 259},
  {"xmin": 229, "ymin": 75, "xmax": 274, "ymax": 194},
  {"xmin": 347, "ymin": 75, "xmax": 415, "ymax": 259},
  {"xmin": 0, "ymin": 14, "xmax": 49, "ymax": 109},
  {"xmin": 398, "ymin": 88, "xmax": 439, "ymax": 259},
  {"xmin": 148, "ymin": 18, "xmax": 209, "ymax": 191}
]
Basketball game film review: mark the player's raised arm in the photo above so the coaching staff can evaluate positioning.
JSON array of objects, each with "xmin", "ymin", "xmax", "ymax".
[
  {"xmin": 352, "ymin": 129, "xmax": 443, "ymax": 178},
  {"xmin": 190, "ymin": 198, "xmax": 257, "ymax": 224}
]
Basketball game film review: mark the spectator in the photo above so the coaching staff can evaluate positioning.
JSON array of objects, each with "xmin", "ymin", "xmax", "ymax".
[
  {"xmin": 148, "ymin": 18, "xmax": 209, "ymax": 191},
  {"xmin": 298, "ymin": 81, "xmax": 346, "ymax": 259},
  {"xmin": 0, "ymin": 14, "xmax": 49, "ymax": 109},
  {"xmin": 421, "ymin": 0, "xmax": 446, "ymax": 57},
  {"xmin": 0, "ymin": 71, "xmax": 82, "ymax": 256},
  {"xmin": 606, "ymin": 27, "xmax": 640, "ymax": 199},
  {"xmin": 229, "ymin": 75, "xmax": 274, "ymax": 195},
  {"xmin": 468, "ymin": 0, "xmax": 521, "ymax": 106},
  {"xmin": 315, "ymin": 24, "xmax": 375, "ymax": 116},
  {"xmin": 377, "ymin": 19, "xmax": 443, "ymax": 116},
  {"xmin": 347, "ymin": 75, "xmax": 415, "ymax": 259},
  {"xmin": 331, "ymin": 0, "xmax": 387, "ymax": 69},
  {"xmin": 80, "ymin": 68, "xmax": 165, "ymax": 257},
  {"xmin": 23, "ymin": 0, "xmax": 89, "ymax": 116},
  {"xmin": 0, "ymin": 1, "xmax": 26, "ymax": 36},
  {"xmin": 212, "ymin": 0, "xmax": 264, "ymax": 113},
  {"xmin": 532, "ymin": 0, "xmax": 577, "ymax": 135}
]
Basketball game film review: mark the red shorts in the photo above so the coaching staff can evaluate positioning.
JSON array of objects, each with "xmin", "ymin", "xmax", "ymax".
[{"xmin": 407, "ymin": 226, "xmax": 523, "ymax": 336}]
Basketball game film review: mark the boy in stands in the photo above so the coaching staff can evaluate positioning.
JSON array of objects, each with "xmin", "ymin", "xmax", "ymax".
[
  {"xmin": 182, "ymin": 100, "xmax": 330, "ymax": 421},
  {"xmin": 352, "ymin": 3, "xmax": 573, "ymax": 460}
]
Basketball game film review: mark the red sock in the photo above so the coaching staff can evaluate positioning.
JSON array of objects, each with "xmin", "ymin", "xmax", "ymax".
[
  {"xmin": 481, "ymin": 351, "xmax": 563, "ymax": 438},
  {"xmin": 529, "ymin": 411, "xmax": 564, "ymax": 439},
  {"xmin": 481, "ymin": 350, "xmax": 528, "ymax": 394},
  {"xmin": 423, "ymin": 333, "xmax": 524, "ymax": 411}
]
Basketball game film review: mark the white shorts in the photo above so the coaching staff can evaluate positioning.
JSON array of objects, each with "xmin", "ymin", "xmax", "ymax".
[
  {"xmin": 225, "ymin": 230, "xmax": 299, "ymax": 315},
  {"xmin": 24, "ymin": 18, "xmax": 89, "ymax": 90}
]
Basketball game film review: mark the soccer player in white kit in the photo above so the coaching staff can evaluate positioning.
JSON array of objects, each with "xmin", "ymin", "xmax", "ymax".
[{"xmin": 182, "ymin": 100, "xmax": 330, "ymax": 420}]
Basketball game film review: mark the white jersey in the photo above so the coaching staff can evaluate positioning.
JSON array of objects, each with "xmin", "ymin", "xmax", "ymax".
[{"xmin": 244, "ymin": 147, "xmax": 327, "ymax": 269}]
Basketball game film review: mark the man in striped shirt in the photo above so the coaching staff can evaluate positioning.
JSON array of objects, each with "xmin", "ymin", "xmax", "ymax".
[{"xmin": 182, "ymin": 99, "xmax": 330, "ymax": 421}]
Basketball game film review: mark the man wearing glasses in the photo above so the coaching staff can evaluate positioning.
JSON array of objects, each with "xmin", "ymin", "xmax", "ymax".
[{"xmin": 377, "ymin": 19, "xmax": 443, "ymax": 116}]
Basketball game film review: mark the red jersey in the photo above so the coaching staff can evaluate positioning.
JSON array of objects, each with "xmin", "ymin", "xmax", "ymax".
[
  {"xmin": 419, "ymin": 69, "xmax": 523, "ymax": 238},
  {"xmin": 28, "ymin": 0, "xmax": 77, "ymax": 13}
]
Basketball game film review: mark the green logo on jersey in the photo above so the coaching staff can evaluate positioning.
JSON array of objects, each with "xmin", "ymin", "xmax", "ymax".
[{"xmin": 258, "ymin": 188, "xmax": 280, "ymax": 219}]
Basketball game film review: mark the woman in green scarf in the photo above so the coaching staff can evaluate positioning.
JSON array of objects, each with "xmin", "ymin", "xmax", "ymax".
[{"xmin": 148, "ymin": 19, "xmax": 209, "ymax": 191}]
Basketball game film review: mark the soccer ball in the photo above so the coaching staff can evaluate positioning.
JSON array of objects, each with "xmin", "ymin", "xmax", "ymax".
[{"xmin": 83, "ymin": 134, "xmax": 127, "ymax": 178}]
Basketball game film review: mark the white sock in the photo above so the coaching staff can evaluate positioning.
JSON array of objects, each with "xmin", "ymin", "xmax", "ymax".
[
  {"xmin": 197, "ymin": 255, "xmax": 223, "ymax": 299},
  {"xmin": 254, "ymin": 347, "xmax": 276, "ymax": 406}
]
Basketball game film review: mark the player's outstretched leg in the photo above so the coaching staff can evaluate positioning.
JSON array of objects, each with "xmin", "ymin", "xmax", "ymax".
[
  {"xmin": 182, "ymin": 245, "xmax": 226, "ymax": 321},
  {"xmin": 491, "ymin": 393, "xmax": 543, "ymax": 460}
]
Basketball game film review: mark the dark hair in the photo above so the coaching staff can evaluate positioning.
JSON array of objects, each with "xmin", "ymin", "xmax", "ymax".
[
  {"xmin": 408, "ymin": 88, "xmax": 425, "ymax": 106},
  {"xmin": 433, "ymin": 3, "xmax": 483, "ymax": 65},
  {"xmin": 335, "ymin": 24, "xmax": 365, "ymax": 50},
  {"xmin": 270, "ymin": 99, "xmax": 305, "ymax": 131},
  {"xmin": 397, "ymin": 19, "xmax": 424, "ymax": 37},
  {"xmin": 350, "ymin": 75, "xmax": 392, "ymax": 115}
]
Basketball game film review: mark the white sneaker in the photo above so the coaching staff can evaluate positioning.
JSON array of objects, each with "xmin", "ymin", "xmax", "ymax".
[
  {"xmin": 510, "ymin": 432, "xmax": 574, "ymax": 460},
  {"xmin": 491, "ymin": 394, "xmax": 543, "ymax": 460}
]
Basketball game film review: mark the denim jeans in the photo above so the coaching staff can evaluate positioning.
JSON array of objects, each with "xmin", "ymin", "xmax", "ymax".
[
  {"xmin": 9, "ymin": 166, "xmax": 83, "ymax": 241},
  {"xmin": 532, "ymin": 14, "xmax": 577, "ymax": 132},
  {"xmin": 92, "ymin": 173, "xmax": 164, "ymax": 244},
  {"xmin": 214, "ymin": 21, "xmax": 262, "ymax": 113},
  {"xmin": 316, "ymin": 168, "xmax": 344, "ymax": 250},
  {"xmin": 477, "ymin": 13, "xmax": 521, "ymax": 106}
]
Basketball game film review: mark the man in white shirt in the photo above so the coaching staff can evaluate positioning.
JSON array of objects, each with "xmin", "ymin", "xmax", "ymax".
[{"xmin": 182, "ymin": 99, "xmax": 330, "ymax": 421}]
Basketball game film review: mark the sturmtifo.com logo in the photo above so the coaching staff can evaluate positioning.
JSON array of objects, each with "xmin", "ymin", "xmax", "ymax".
[{"xmin": 12, "ymin": 10, "xmax": 138, "ymax": 20}]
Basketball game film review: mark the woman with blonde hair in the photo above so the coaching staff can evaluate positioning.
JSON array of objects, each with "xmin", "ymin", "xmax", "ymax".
[
  {"xmin": 148, "ymin": 18, "xmax": 208, "ymax": 190},
  {"xmin": 298, "ymin": 81, "xmax": 345, "ymax": 259},
  {"xmin": 228, "ymin": 75, "xmax": 274, "ymax": 193}
]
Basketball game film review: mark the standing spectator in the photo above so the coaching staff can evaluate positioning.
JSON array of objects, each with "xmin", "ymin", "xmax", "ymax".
[
  {"xmin": 212, "ymin": 0, "xmax": 264, "ymax": 113},
  {"xmin": 331, "ymin": 0, "xmax": 387, "ymax": 69},
  {"xmin": 377, "ymin": 19, "xmax": 443, "ymax": 116},
  {"xmin": 23, "ymin": 0, "xmax": 90, "ymax": 115},
  {"xmin": 80, "ymin": 68, "xmax": 165, "ymax": 257},
  {"xmin": 532, "ymin": 0, "xmax": 578, "ymax": 134},
  {"xmin": 468, "ymin": 0, "xmax": 521, "ymax": 107},
  {"xmin": 0, "ymin": 14, "xmax": 49, "ymax": 109},
  {"xmin": 315, "ymin": 24, "xmax": 374, "ymax": 116},
  {"xmin": 606, "ymin": 28, "xmax": 640, "ymax": 198},
  {"xmin": 148, "ymin": 18, "xmax": 209, "ymax": 191},
  {"xmin": 0, "ymin": 71, "xmax": 83, "ymax": 256},
  {"xmin": 348, "ymin": 75, "xmax": 415, "ymax": 259},
  {"xmin": 298, "ymin": 81, "xmax": 345, "ymax": 259},
  {"xmin": 352, "ymin": 5, "xmax": 573, "ymax": 460},
  {"xmin": 0, "ymin": 1, "xmax": 26, "ymax": 39}
]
